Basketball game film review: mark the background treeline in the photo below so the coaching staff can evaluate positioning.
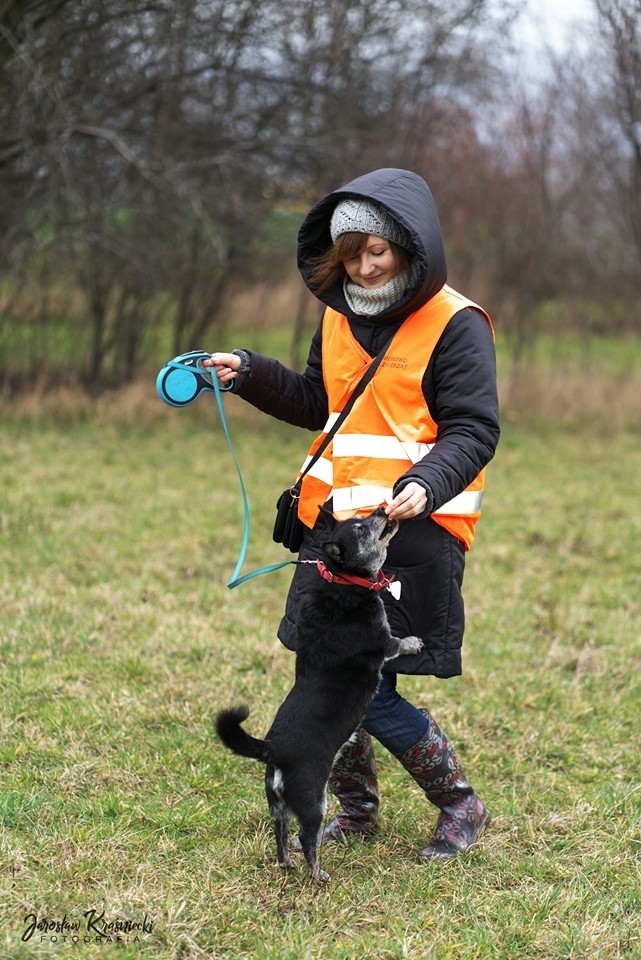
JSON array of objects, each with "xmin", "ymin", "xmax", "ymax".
[{"xmin": 0, "ymin": 0, "xmax": 639, "ymax": 388}]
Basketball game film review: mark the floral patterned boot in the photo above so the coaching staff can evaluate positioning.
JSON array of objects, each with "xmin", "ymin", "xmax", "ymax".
[{"xmin": 395, "ymin": 710, "xmax": 491, "ymax": 860}]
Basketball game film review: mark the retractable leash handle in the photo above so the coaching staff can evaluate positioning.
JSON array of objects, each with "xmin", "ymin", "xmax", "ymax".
[
  {"xmin": 156, "ymin": 351, "xmax": 293, "ymax": 588},
  {"xmin": 156, "ymin": 349, "xmax": 234, "ymax": 406}
]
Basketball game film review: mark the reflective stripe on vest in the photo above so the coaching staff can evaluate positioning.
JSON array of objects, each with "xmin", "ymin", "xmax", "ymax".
[
  {"xmin": 331, "ymin": 485, "xmax": 483, "ymax": 517},
  {"xmin": 300, "ymin": 452, "xmax": 333, "ymax": 486},
  {"xmin": 333, "ymin": 433, "xmax": 434, "ymax": 462},
  {"xmin": 301, "ymin": 431, "xmax": 434, "ymax": 489}
]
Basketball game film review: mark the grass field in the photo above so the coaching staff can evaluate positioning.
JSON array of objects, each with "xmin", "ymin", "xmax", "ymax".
[{"xmin": 1, "ymin": 381, "xmax": 640, "ymax": 959}]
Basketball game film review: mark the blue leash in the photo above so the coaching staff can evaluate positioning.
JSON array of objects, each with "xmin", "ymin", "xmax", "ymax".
[{"xmin": 158, "ymin": 357, "xmax": 295, "ymax": 589}]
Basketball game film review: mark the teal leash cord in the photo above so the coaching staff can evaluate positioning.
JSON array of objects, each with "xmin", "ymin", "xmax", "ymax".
[{"xmin": 166, "ymin": 360, "xmax": 295, "ymax": 589}]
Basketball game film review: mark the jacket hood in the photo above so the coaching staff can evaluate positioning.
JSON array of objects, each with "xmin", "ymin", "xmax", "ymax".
[{"xmin": 297, "ymin": 168, "xmax": 447, "ymax": 323}]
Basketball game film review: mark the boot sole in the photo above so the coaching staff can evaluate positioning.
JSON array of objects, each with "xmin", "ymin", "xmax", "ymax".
[{"xmin": 419, "ymin": 810, "xmax": 492, "ymax": 861}]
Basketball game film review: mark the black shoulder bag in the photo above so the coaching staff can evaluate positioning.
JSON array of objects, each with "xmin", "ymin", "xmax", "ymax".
[{"xmin": 273, "ymin": 343, "xmax": 392, "ymax": 553}]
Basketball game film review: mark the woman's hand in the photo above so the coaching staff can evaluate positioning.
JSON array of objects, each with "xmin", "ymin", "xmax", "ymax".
[
  {"xmin": 202, "ymin": 352, "xmax": 241, "ymax": 387},
  {"xmin": 385, "ymin": 481, "xmax": 428, "ymax": 521}
]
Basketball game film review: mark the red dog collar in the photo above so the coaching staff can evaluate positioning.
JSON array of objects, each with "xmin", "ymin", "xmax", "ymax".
[{"xmin": 315, "ymin": 560, "xmax": 396, "ymax": 593}]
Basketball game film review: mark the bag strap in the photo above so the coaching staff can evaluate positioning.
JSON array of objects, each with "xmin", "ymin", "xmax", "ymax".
[{"xmin": 295, "ymin": 339, "xmax": 392, "ymax": 487}]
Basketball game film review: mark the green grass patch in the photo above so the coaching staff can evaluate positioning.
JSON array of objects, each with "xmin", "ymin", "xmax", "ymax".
[
  {"xmin": 1, "ymin": 399, "xmax": 640, "ymax": 958},
  {"xmin": 496, "ymin": 329, "xmax": 641, "ymax": 377}
]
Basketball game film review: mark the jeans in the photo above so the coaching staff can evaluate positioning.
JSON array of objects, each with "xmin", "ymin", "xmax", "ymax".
[{"xmin": 362, "ymin": 673, "xmax": 429, "ymax": 755}]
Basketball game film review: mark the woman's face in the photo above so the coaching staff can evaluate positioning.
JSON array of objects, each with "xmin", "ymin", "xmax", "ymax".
[{"xmin": 342, "ymin": 235, "xmax": 398, "ymax": 288}]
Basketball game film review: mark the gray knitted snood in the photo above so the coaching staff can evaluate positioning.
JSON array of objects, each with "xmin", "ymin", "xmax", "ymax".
[{"xmin": 343, "ymin": 258, "xmax": 422, "ymax": 317}]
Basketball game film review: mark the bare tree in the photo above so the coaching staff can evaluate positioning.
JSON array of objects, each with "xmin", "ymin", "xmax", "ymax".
[
  {"xmin": 593, "ymin": 0, "xmax": 641, "ymax": 278},
  {"xmin": 0, "ymin": 0, "xmax": 520, "ymax": 387}
]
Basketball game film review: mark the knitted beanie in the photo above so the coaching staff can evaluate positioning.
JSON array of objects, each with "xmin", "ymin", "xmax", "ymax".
[{"xmin": 330, "ymin": 198, "xmax": 413, "ymax": 250}]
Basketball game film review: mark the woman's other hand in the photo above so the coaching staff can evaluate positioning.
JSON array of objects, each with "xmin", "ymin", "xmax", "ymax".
[{"xmin": 385, "ymin": 481, "xmax": 428, "ymax": 521}]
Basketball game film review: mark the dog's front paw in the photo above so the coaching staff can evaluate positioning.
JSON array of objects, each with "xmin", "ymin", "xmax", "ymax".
[{"xmin": 398, "ymin": 635, "xmax": 423, "ymax": 655}]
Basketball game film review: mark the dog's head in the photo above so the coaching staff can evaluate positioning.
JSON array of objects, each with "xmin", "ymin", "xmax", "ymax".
[{"xmin": 319, "ymin": 507, "xmax": 398, "ymax": 578}]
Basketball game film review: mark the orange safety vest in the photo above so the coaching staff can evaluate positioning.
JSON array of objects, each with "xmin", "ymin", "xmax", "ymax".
[{"xmin": 297, "ymin": 284, "xmax": 494, "ymax": 550}]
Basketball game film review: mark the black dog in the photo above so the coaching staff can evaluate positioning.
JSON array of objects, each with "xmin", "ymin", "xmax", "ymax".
[{"xmin": 216, "ymin": 507, "xmax": 422, "ymax": 882}]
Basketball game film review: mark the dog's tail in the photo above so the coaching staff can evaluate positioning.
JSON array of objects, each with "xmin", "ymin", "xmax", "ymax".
[{"xmin": 215, "ymin": 705, "xmax": 268, "ymax": 763}]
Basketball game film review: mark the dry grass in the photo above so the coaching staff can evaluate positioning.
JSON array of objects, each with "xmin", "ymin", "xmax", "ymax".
[
  {"xmin": 3, "ymin": 354, "xmax": 641, "ymax": 434},
  {"xmin": 500, "ymin": 367, "xmax": 641, "ymax": 429}
]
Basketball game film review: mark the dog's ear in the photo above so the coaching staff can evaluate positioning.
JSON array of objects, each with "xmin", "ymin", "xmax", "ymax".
[
  {"xmin": 321, "ymin": 540, "xmax": 343, "ymax": 564},
  {"xmin": 317, "ymin": 504, "xmax": 337, "ymax": 530}
]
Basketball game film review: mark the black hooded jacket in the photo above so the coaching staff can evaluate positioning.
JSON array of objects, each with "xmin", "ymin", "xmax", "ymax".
[{"xmin": 235, "ymin": 168, "xmax": 500, "ymax": 677}]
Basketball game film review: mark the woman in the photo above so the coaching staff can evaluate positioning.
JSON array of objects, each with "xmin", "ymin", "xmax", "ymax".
[{"xmin": 204, "ymin": 167, "xmax": 499, "ymax": 860}]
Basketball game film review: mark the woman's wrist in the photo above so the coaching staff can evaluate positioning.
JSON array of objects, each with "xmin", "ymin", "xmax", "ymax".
[{"xmin": 230, "ymin": 349, "xmax": 252, "ymax": 390}]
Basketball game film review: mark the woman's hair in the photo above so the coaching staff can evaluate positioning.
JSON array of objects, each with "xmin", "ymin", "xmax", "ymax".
[{"xmin": 308, "ymin": 233, "xmax": 412, "ymax": 294}]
